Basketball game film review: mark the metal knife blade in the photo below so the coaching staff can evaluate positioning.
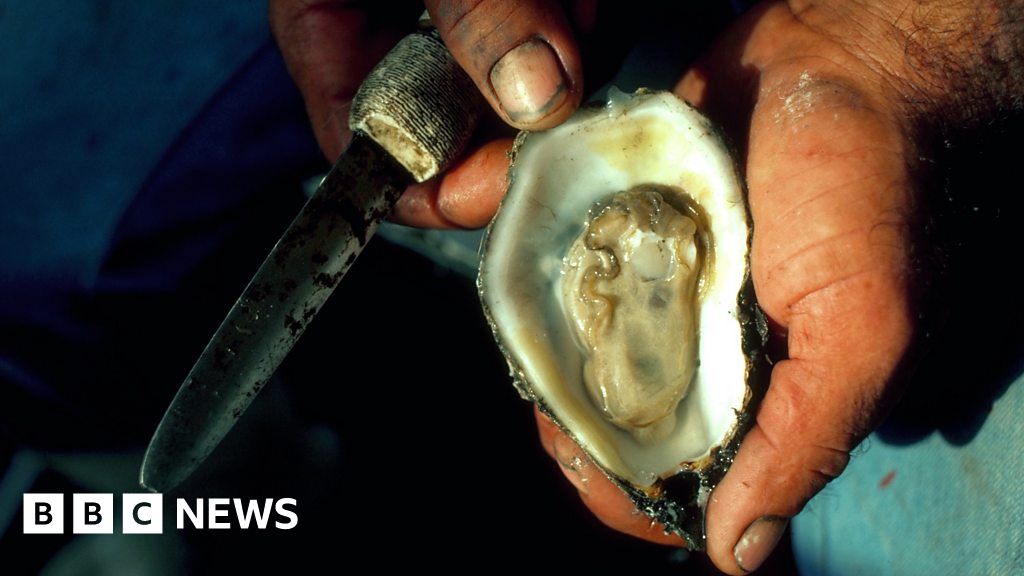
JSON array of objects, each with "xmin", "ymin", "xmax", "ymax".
[{"xmin": 140, "ymin": 136, "xmax": 409, "ymax": 492}]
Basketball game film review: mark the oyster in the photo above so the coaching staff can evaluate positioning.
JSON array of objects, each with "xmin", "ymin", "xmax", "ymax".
[{"xmin": 478, "ymin": 89, "xmax": 767, "ymax": 548}]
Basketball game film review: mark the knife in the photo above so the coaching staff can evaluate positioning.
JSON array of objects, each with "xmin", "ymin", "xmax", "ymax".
[{"xmin": 140, "ymin": 27, "xmax": 482, "ymax": 493}]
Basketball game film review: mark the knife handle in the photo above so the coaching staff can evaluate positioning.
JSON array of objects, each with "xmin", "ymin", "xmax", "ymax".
[{"xmin": 349, "ymin": 29, "xmax": 484, "ymax": 184}]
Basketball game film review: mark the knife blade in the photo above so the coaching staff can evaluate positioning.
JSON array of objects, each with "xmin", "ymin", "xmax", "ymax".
[{"xmin": 141, "ymin": 28, "xmax": 482, "ymax": 492}]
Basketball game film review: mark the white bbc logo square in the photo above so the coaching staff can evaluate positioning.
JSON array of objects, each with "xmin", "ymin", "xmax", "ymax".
[
  {"xmin": 23, "ymin": 493, "xmax": 63, "ymax": 534},
  {"xmin": 122, "ymin": 494, "xmax": 163, "ymax": 534},
  {"xmin": 72, "ymin": 493, "xmax": 113, "ymax": 534}
]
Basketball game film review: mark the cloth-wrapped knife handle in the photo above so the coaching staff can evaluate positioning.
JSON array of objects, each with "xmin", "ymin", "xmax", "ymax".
[{"xmin": 349, "ymin": 29, "xmax": 484, "ymax": 183}]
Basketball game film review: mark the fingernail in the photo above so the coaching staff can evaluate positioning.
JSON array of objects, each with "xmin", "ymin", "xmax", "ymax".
[
  {"xmin": 489, "ymin": 39, "xmax": 568, "ymax": 125},
  {"xmin": 733, "ymin": 515, "xmax": 788, "ymax": 573},
  {"xmin": 552, "ymin": 432, "xmax": 590, "ymax": 493}
]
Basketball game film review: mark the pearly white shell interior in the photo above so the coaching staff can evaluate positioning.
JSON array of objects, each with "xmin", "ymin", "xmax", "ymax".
[{"xmin": 479, "ymin": 91, "xmax": 750, "ymax": 487}]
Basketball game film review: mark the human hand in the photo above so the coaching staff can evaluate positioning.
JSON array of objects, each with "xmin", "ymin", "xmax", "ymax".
[
  {"xmin": 272, "ymin": 0, "xmax": 1024, "ymax": 573},
  {"xmin": 269, "ymin": 0, "xmax": 597, "ymax": 228},
  {"xmin": 537, "ymin": 1, "xmax": 1024, "ymax": 573}
]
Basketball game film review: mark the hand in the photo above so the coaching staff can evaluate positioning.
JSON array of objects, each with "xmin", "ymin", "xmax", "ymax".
[
  {"xmin": 270, "ymin": 0, "xmax": 595, "ymax": 228},
  {"xmin": 272, "ymin": 1, "xmax": 1023, "ymax": 574},
  {"xmin": 539, "ymin": 1, "xmax": 1024, "ymax": 573}
]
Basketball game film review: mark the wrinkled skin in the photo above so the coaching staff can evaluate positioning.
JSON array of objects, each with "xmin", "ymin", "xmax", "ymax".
[{"xmin": 271, "ymin": 1, "xmax": 1023, "ymax": 573}]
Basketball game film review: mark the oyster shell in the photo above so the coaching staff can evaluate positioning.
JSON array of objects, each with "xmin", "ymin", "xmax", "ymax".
[{"xmin": 478, "ymin": 89, "xmax": 767, "ymax": 548}]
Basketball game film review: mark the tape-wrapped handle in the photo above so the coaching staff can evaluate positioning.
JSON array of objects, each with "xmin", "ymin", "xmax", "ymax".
[{"xmin": 349, "ymin": 29, "xmax": 483, "ymax": 183}]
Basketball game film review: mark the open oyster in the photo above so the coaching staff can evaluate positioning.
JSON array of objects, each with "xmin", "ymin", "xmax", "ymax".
[{"xmin": 477, "ymin": 89, "xmax": 767, "ymax": 548}]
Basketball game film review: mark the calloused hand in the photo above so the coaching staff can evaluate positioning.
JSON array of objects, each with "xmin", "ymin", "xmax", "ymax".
[{"xmin": 273, "ymin": 1, "xmax": 1023, "ymax": 574}]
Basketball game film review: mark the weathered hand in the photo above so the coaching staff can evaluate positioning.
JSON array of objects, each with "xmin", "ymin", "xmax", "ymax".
[
  {"xmin": 538, "ymin": 1, "xmax": 1024, "ymax": 573},
  {"xmin": 681, "ymin": 4, "xmax": 917, "ymax": 572},
  {"xmin": 269, "ymin": 0, "xmax": 590, "ymax": 228}
]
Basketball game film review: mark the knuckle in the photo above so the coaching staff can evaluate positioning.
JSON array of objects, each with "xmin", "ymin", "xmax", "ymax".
[
  {"xmin": 759, "ymin": 361, "xmax": 831, "ymax": 439},
  {"xmin": 431, "ymin": 0, "xmax": 521, "ymax": 70},
  {"xmin": 748, "ymin": 417, "xmax": 852, "ymax": 515},
  {"xmin": 432, "ymin": 0, "xmax": 488, "ymax": 38},
  {"xmin": 761, "ymin": 359, "xmax": 872, "ymax": 449},
  {"xmin": 804, "ymin": 443, "xmax": 851, "ymax": 484}
]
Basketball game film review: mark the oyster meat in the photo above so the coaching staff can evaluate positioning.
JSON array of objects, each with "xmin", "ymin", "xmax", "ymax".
[{"xmin": 478, "ymin": 89, "xmax": 767, "ymax": 547}]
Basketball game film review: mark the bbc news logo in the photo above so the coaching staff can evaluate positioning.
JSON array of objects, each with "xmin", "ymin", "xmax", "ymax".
[{"xmin": 23, "ymin": 494, "xmax": 297, "ymax": 534}]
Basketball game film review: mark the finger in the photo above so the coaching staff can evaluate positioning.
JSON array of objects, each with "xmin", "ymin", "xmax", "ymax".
[
  {"xmin": 425, "ymin": 0, "xmax": 583, "ymax": 130},
  {"xmin": 390, "ymin": 138, "xmax": 512, "ymax": 228},
  {"xmin": 534, "ymin": 409, "xmax": 686, "ymax": 547},
  {"xmin": 436, "ymin": 138, "xmax": 513, "ymax": 228},
  {"xmin": 269, "ymin": 0, "xmax": 419, "ymax": 161},
  {"xmin": 389, "ymin": 182, "xmax": 453, "ymax": 229}
]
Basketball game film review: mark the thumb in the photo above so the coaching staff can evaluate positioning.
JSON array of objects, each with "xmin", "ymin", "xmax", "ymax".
[
  {"xmin": 708, "ymin": 286, "xmax": 911, "ymax": 573},
  {"xmin": 425, "ymin": 0, "xmax": 583, "ymax": 130},
  {"xmin": 702, "ymin": 80, "xmax": 916, "ymax": 575}
]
